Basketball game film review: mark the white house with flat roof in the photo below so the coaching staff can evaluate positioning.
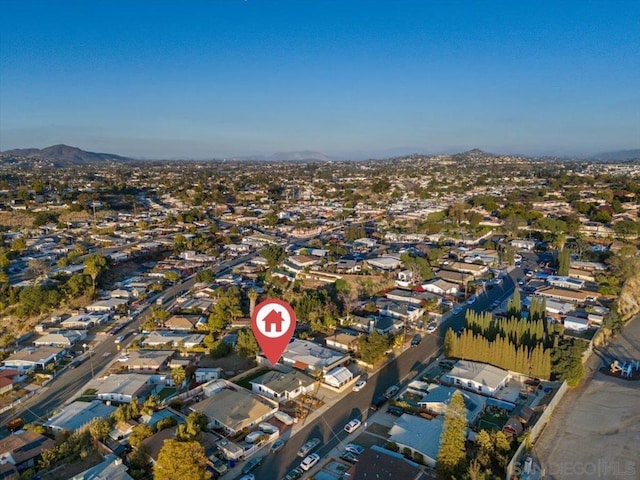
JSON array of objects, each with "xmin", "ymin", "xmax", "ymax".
[
  {"xmin": 268, "ymin": 338, "xmax": 349, "ymax": 375},
  {"xmin": 441, "ymin": 360, "xmax": 511, "ymax": 397},
  {"xmin": 388, "ymin": 414, "xmax": 444, "ymax": 469}
]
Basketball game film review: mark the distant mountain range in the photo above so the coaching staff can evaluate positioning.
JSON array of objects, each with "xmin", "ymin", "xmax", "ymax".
[
  {"xmin": 1, "ymin": 144, "xmax": 638, "ymax": 164},
  {"xmin": 0, "ymin": 144, "xmax": 132, "ymax": 165},
  {"xmin": 229, "ymin": 150, "xmax": 334, "ymax": 162},
  {"xmin": 591, "ymin": 149, "xmax": 640, "ymax": 161}
]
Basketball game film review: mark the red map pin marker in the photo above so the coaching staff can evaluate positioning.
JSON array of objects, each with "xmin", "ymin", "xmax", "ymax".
[{"xmin": 251, "ymin": 298, "xmax": 297, "ymax": 366}]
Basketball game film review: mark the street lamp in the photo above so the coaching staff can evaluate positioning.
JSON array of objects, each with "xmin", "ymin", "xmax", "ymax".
[{"xmin": 83, "ymin": 343, "xmax": 94, "ymax": 377}]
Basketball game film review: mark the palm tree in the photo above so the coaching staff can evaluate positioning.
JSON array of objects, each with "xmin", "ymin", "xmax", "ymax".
[{"xmin": 248, "ymin": 289, "xmax": 259, "ymax": 317}]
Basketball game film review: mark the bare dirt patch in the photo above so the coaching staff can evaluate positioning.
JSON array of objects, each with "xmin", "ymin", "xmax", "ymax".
[{"xmin": 534, "ymin": 316, "xmax": 640, "ymax": 479}]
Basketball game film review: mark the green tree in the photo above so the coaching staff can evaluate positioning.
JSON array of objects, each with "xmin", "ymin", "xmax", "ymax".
[
  {"xmin": 195, "ymin": 269, "xmax": 215, "ymax": 283},
  {"xmin": 248, "ymin": 288, "xmax": 259, "ymax": 317},
  {"xmin": 171, "ymin": 366, "xmax": 187, "ymax": 389},
  {"xmin": 84, "ymin": 254, "xmax": 109, "ymax": 291},
  {"xmin": 236, "ymin": 328, "xmax": 260, "ymax": 357},
  {"xmin": 437, "ymin": 390, "xmax": 468, "ymax": 479},
  {"xmin": 164, "ymin": 271, "xmax": 180, "ymax": 283},
  {"xmin": 557, "ymin": 247, "xmax": 570, "ymax": 276},
  {"xmin": 153, "ymin": 440, "xmax": 211, "ymax": 480},
  {"xmin": 260, "ymin": 245, "xmax": 286, "ymax": 268},
  {"xmin": 11, "ymin": 237, "xmax": 27, "ymax": 252},
  {"xmin": 88, "ymin": 418, "xmax": 111, "ymax": 443},
  {"xmin": 129, "ymin": 424, "xmax": 154, "ymax": 448}
]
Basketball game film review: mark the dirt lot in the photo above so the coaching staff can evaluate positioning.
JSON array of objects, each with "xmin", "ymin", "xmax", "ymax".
[{"xmin": 534, "ymin": 316, "xmax": 640, "ymax": 479}]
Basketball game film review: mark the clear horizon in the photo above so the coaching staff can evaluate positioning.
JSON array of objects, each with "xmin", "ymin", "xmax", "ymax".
[{"xmin": 1, "ymin": 1, "xmax": 639, "ymax": 159}]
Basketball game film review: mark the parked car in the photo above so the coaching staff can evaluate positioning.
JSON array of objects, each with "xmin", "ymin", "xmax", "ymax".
[
  {"xmin": 283, "ymin": 467, "xmax": 304, "ymax": 480},
  {"xmin": 297, "ymin": 437, "xmax": 321, "ymax": 457},
  {"xmin": 517, "ymin": 278, "xmax": 525, "ymax": 286},
  {"xmin": 344, "ymin": 443, "xmax": 365, "ymax": 455},
  {"xmin": 426, "ymin": 323, "xmax": 438, "ymax": 334},
  {"xmin": 370, "ymin": 395, "xmax": 387, "ymax": 411},
  {"xmin": 300, "ymin": 453, "xmax": 320, "ymax": 471},
  {"xmin": 241, "ymin": 456, "xmax": 263, "ymax": 474},
  {"xmin": 411, "ymin": 334, "xmax": 422, "ymax": 346},
  {"xmin": 270, "ymin": 438, "xmax": 286, "ymax": 453},
  {"xmin": 388, "ymin": 405, "xmax": 404, "ymax": 416},
  {"xmin": 467, "ymin": 296, "xmax": 477, "ymax": 305},
  {"xmin": 340, "ymin": 451, "xmax": 359, "ymax": 463},
  {"xmin": 384, "ymin": 385, "xmax": 399, "ymax": 398},
  {"xmin": 258, "ymin": 422, "xmax": 279, "ymax": 434},
  {"xmin": 352, "ymin": 379, "xmax": 367, "ymax": 392},
  {"xmin": 453, "ymin": 307, "xmax": 464, "ymax": 315},
  {"xmin": 211, "ymin": 456, "xmax": 227, "ymax": 475},
  {"xmin": 344, "ymin": 419, "xmax": 362, "ymax": 434},
  {"xmin": 238, "ymin": 475, "xmax": 255, "ymax": 480}
]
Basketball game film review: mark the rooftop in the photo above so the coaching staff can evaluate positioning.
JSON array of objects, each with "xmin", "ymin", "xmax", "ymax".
[
  {"xmin": 447, "ymin": 360, "xmax": 510, "ymax": 390},
  {"xmin": 388, "ymin": 414, "xmax": 444, "ymax": 462}
]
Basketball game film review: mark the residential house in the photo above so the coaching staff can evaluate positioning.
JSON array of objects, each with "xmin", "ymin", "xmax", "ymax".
[
  {"xmin": 0, "ymin": 430, "xmax": 55, "ymax": 475},
  {"xmin": 190, "ymin": 383, "xmax": 278, "ymax": 435},
  {"xmin": 346, "ymin": 447, "xmax": 422, "ymax": 480},
  {"xmin": 435, "ymin": 269, "xmax": 474, "ymax": 287},
  {"xmin": 395, "ymin": 270, "xmax": 415, "ymax": 288},
  {"xmin": 164, "ymin": 314, "xmax": 202, "ymax": 331},
  {"xmin": 324, "ymin": 366, "xmax": 354, "ymax": 389},
  {"xmin": 388, "ymin": 414, "xmax": 444, "ymax": 469},
  {"xmin": 141, "ymin": 332, "xmax": 204, "ymax": 349},
  {"xmin": 348, "ymin": 314, "xmax": 401, "ymax": 335},
  {"xmin": 45, "ymin": 400, "xmax": 116, "ymax": 433},
  {"xmin": 416, "ymin": 384, "xmax": 486, "ymax": 423},
  {"xmin": 194, "ymin": 368, "xmax": 223, "ymax": 383},
  {"xmin": 70, "ymin": 454, "xmax": 133, "ymax": 480},
  {"xmin": 546, "ymin": 276, "xmax": 585, "ymax": 290},
  {"xmin": 375, "ymin": 298, "xmax": 423, "ymax": 323},
  {"xmin": 85, "ymin": 298, "xmax": 129, "ymax": 313},
  {"xmin": 123, "ymin": 350, "xmax": 173, "ymax": 372},
  {"xmin": 61, "ymin": 313, "xmax": 109, "ymax": 329},
  {"xmin": 421, "ymin": 279, "xmax": 459, "ymax": 296},
  {"xmin": 2, "ymin": 347, "xmax": 64, "ymax": 374},
  {"xmin": 385, "ymin": 288, "xmax": 440, "ymax": 306},
  {"xmin": 335, "ymin": 259, "xmax": 361, "ymax": 273},
  {"xmin": 511, "ymin": 239, "xmax": 536, "ymax": 250},
  {"xmin": 563, "ymin": 316, "xmax": 590, "ymax": 332},
  {"xmin": 250, "ymin": 369, "xmax": 315, "ymax": 402},
  {"xmin": 441, "ymin": 360, "xmax": 511, "ymax": 397},
  {"xmin": 0, "ymin": 370, "xmax": 21, "ymax": 395},
  {"xmin": 273, "ymin": 339, "xmax": 349, "ymax": 376},
  {"xmin": 33, "ymin": 330, "xmax": 85, "ymax": 348},
  {"xmin": 325, "ymin": 333, "xmax": 359, "ymax": 353},
  {"xmin": 366, "ymin": 256, "xmax": 402, "ymax": 271},
  {"xmin": 536, "ymin": 287, "xmax": 596, "ymax": 304},
  {"xmin": 89, "ymin": 373, "xmax": 158, "ymax": 403},
  {"xmin": 448, "ymin": 261, "xmax": 488, "ymax": 277}
]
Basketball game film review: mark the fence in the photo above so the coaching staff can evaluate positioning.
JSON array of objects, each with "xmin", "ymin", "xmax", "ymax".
[{"xmin": 505, "ymin": 380, "xmax": 569, "ymax": 479}]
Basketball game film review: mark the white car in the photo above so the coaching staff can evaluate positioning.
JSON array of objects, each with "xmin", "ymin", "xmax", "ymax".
[
  {"xmin": 352, "ymin": 380, "xmax": 367, "ymax": 392},
  {"xmin": 300, "ymin": 453, "xmax": 320, "ymax": 471},
  {"xmin": 467, "ymin": 296, "xmax": 477, "ymax": 305},
  {"xmin": 426, "ymin": 323, "xmax": 438, "ymax": 334},
  {"xmin": 344, "ymin": 419, "xmax": 362, "ymax": 433},
  {"xmin": 344, "ymin": 443, "xmax": 365, "ymax": 455}
]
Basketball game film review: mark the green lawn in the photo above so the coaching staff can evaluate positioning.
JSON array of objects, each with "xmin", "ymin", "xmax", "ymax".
[
  {"xmin": 235, "ymin": 368, "xmax": 270, "ymax": 390},
  {"xmin": 157, "ymin": 387, "xmax": 177, "ymax": 401}
]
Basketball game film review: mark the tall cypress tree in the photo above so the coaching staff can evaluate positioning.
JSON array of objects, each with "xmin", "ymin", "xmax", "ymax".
[{"xmin": 437, "ymin": 391, "xmax": 468, "ymax": 479}]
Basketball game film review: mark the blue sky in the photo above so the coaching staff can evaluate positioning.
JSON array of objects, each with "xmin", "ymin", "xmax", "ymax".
[{"xmin": 1, "ymin": 0, "xmax": 639, "ymax": 159}]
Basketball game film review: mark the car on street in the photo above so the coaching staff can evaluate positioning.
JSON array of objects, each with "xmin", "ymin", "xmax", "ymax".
[
  {"xmin": 467, "ymin": 296, "xmax": 477, "ymax": 305},
  {"xmin": 270, "ymin": 438, "xmax": 286, "ymax": 453},
  {"xmin": 491, "ymin": 300, "xmax": 501, "ymax": 309},
  {"xmin": 384, "ymin": 385, "xmax": 399, "ymax": 398},
  {"xmin": 352, "ymin": 379, "xmax": 367, "ymax": 391},
  {"xmin": 517, "ymin": 278, "xmax": 525, "ymax": 286},
  {"xmin": 297, "ymin": 437, "xmax": 321, "ymax": 457},
  {"xmin": 344, "ymin": 443, "xmax": 365, "ymax": 455},
  {"xmin": 283, "ymin": 467, "xmax": 304, "ymax": 480},
  {"xmin": 344, "ymin": 419, "xmax": 362, "ymax": 433},
  {"xmin": 241, "ymin": 456, "xmax": 263, "ymax": 474},
  {"xmin": 426, "ymin": 323, "xmax": 438, "ymax": 334},
  {"xmin": 340, "ymin": 451, "xmax": 359, "ymax": 463},
  {"xmin": 453, "ymin": 307, "xmax": 464, "ymax": 315},
  {"xmin": 300, "ymin": 453, "xmax": 320, "ymax": 471},
  {"xmin": 411, "ymin": 333, "xmax": 422, "ymax": 345},
  {"xmin": 238, "ymin": 475, "xmax": 255, "ymax": 480},
  {"xmin": 370, "ymin": 395, "xmax": 388, "ymax": 411}
]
